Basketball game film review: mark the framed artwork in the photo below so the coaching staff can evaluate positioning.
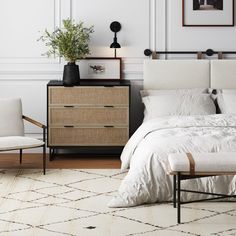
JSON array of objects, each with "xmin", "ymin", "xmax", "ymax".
[
  {"xmin": 182, "ymin": 0, "xmax": 234, "ymax": 27},
  {"xmin": 79, "ymin": 57, "xmax": 122, "ymax": 80}
]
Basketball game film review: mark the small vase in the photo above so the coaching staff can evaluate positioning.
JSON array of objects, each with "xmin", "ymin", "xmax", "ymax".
[{"xmin": 63, "ymin": 62, "xmax": 80, "ymax": 86}]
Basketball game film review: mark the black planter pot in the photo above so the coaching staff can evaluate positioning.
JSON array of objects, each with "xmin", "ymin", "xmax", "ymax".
[{"xmin": 63, "ymin": 62, "xmax": 80, "ymax": 86}]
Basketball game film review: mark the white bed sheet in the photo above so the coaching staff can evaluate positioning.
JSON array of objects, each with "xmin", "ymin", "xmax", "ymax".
[{"xmin": 108, "ymin": 114, "xmax": 236, "ymax": 207}]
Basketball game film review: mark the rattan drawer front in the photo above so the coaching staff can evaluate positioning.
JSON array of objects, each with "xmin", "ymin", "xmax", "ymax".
[
  {"xmin": 49, "ymin": 87, "xmax": 129, "ymax": 106},
  {"xmin": 49, "ymin": 127, "xmax": 129, "ymax": 146},
  {"xmin": 49, "ymin": 107, "xmax": 129, "ymax": 126}
]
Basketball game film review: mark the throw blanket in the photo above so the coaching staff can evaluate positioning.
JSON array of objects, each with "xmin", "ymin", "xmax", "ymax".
[{"xmin": 108, "ymin": 114, "xmax": 236, "ymax": 207}]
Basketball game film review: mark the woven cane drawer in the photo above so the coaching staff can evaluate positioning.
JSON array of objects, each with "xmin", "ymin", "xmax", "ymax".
[
  {"xmin": 49, "ymin": 127, "xmax": 129, "ymax": 146},
  {"xmin": 49, "ymin": 87, "xmax": 129, "ymax": 106},
  {"xmin": 49, "ymin": 107, "xmax": 129, "ymax": 126}
]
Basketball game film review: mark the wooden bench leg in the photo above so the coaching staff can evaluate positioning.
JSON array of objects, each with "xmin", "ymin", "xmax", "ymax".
[
  {"xmin": 173, "ymin": 175, "xmax": 176, "ymax": 208},
  {"xmin": 177, "ymin": 172, "xmax": 181, "ymax": 224}
]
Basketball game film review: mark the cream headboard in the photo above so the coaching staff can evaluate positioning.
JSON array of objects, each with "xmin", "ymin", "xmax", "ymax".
[
  {"xmin": 211, "ymin": 60, "xmax": 236, "ymax": 89},
  {"xmin": 143, "ymin": 60, "xmax": 210, "ymax": 90}
]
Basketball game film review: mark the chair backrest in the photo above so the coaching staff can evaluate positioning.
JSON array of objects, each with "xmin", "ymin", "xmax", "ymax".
[{"xmin": 0, "ymin": 98, "xmax": 24, "ymax": 137}]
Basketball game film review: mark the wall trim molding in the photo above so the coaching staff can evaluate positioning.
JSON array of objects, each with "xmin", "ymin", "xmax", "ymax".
[
  {"xmin": 0, "ymin": 74, "xmax": 143, "ymax": 82},
  {"xmin": 0, "ymin": 71, "xmax": 62, "ymax": 75},
  {"xmin": 165, "ymin": 0, "xmax": 168, "ymax": 53},
  {"xmin": 0, "ymin": 57, "xmax": 144, "ymax": 81},
  {"xmin": 0, "ymin": 0, "xmax": 62, "ymax": 64},
  {"xmin": 152, "ymin": 0, "xmax": 157, "ymax": 50},
  {"xmin": 0, "ymin": 0, "xmax": 148, "ymax": 76}
]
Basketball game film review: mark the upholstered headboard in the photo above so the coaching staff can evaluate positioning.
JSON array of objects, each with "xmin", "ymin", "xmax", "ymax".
[
  {"xmin": 143, "ymin": 60, "xmax": 210, "ymax": 90},
  {"xmin": 211, "ymin": 60, "xmax": 236, "ymax": 89}
]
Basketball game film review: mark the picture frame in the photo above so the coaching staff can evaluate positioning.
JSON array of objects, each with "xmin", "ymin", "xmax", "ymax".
[
  {"xmin": 78, "ymin": 57, "xmax": 122, "ymax": 80},
  {"xmin": 182, "ymin": 0, "xmax": 234, "ymax": 27}
]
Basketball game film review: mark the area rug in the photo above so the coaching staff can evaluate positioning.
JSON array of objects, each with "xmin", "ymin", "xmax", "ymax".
[{"xmin": 0, "ymin": 169, "xmax": 235, "ymax": 236}]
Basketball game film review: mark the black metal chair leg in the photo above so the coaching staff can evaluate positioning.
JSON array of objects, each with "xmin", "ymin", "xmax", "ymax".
[
  {"xmin": 43, "ymin": 144, "xmax": 46, "ymax": 175},
  {"xmin": 177, "ymin": 172, "xmax": 181, "ymax": 224},
  {"xmin": 173, "ymin": 175, "xmax": 176, "ymax": 208},
  {"xmin": 49, "ymin": 148, "xmax": 54, "ymax": 161},
  {"xmin": 19, "ymin": 149, "xmax": 22, "ymax": 164},
  {"xmin": 49, "ymin": 148, "xmax": 52, "ymax": 161}
]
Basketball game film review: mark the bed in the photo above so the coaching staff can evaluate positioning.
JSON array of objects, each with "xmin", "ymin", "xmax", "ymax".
[{"xmin": 109, "ymin": 60, "xmax": 236, "ymax": 208}]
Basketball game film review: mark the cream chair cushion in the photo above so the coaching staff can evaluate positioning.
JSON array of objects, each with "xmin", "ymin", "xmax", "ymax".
[
  {"xmin": 0, "ymin": 98, "xmax": 24, "ymax": 137},
  {"xmin": 0, "ymin": 136, "xmax": 44, "ymax": 151}
]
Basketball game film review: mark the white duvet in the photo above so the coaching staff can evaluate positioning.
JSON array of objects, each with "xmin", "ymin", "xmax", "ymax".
[{"xmin": 109, "ymin": 114, "xmax": 236, "ymax": 207}]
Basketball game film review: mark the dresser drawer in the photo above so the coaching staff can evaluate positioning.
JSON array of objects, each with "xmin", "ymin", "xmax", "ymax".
[
  {"xmin": 49, "ymin": 127, "xmax": 129, "ymax": 146},
  {"xmin": 49, "ymin": 107, "xmax": 129, "ymax": 126},
  {"xmin": 49, "ymin": 87, "xmax": 129, "ymax": 106}
]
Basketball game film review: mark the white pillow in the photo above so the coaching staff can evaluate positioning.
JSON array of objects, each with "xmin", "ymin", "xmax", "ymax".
[
  {"xmin": 142, "ymin": 94, "xmax": 216, "ymax": 121},
  {"xmin": 217, "ymin": 90, "xmax": 236, "ymax": 114},
  {"xmin": 217, "ymin": 89, "xmax": 236, "ymax": 94},
  {"xmin": 140, "ymin": 88, "xmax": 208, "ymax": 98}
]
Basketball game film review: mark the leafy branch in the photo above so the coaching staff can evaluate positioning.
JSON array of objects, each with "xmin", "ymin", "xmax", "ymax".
[{"xmin": 39, "ymin": 19, "xmax": 94, "ymax": 63}]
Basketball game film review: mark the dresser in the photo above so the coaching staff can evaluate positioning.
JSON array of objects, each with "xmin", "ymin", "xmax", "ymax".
[{"xmin": 47, "ymin": 80, "xmax": 130, "ymax": 160}]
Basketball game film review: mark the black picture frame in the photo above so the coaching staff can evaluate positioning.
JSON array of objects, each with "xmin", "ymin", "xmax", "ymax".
[{"xmin": 182, "ymin": 0, "xmax": 234, "ymax": 27}]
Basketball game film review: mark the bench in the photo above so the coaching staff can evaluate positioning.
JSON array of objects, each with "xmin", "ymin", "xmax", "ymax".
[{"xmin": 167, "ymin": 152, "xmax": 236, "ymax": 224}]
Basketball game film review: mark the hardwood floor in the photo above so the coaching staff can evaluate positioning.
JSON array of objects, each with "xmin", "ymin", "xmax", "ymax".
[{"xmin": 0, "ymin": 154, "xmax": 121, "ymax": 169}]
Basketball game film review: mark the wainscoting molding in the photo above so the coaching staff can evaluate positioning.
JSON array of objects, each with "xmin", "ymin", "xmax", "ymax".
[
  {"xmin": 7, "ymin": 0, "xmax": 232, "ymax": 148},
  {"xmin": 0, "ymin": 0, "xmax": 66, "ymax": 65},
  {"xmin": 5, "ymin": 0, "xmax": 235, "ymax": 151},
  {"xmin": 0, "ymin": 0, "xmax": 152, "ymax": 77},
  {"xmin": 166, "ymin": 0, "xmax": 236, "ymax": 54},
  {"xmin": 0, "ymin": 0, "xmax": 152, "ymax": 146}
]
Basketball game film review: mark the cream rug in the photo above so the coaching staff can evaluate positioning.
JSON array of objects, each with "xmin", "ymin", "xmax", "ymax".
[{"xmin": 0, "ymin": 169, "xmax": 236, "ymax": 236}]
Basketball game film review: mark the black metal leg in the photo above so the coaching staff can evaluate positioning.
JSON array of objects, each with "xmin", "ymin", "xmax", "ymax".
[
  {"xmin": 49, "ymin": 148, "xmax": 54, "ymax": 161},
  {"xmin": 43, "ymin": 144, "xmax": 46, "ymax": 175},
  {"xmin": 173, "ymin": 172, "xmax": 236, "ymax": 224},
  {"xmin": 173, "ymin": 175, "xmax": 176, "ymax": 208},
  {"xmin": 177, "ymin": 172, "xmax": 181, "ymax": 224},
  {"xmin": 49, "ymin": 148, "xmax": 52, "ymax": 161},
  {"xmin": 19, "ymin": 149, "xmax": 22, "ymax": 164}
]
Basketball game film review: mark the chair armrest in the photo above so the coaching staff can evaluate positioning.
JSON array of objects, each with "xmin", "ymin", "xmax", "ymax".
[{"xmin": 22, "ymin": 115, "xmax": 46, "ymax": 129}]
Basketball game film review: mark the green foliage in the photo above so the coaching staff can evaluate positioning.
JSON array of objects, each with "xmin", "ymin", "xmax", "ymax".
[{"xmin": 39, "ymin": 19, "xmax": 94, "ymax": 63}]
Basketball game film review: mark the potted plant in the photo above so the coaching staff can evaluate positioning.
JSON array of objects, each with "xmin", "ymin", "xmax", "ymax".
[{"xmin": 39, "ymin": 19, "xmax": 94, "ymax": 85}]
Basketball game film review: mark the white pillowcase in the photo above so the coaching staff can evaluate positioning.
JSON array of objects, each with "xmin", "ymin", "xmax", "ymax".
[
  {"xmin": 217, "ymin": 89, "xmax": 236, "ymax": 94},
  {"xmin": 217, "ymin": 90, "xmax": 236, "ymax": 114},
  {"xmin": 140, "ymin": 88, "xmax": 208, "ymax": 98},
  {"xmin": 142, "ymin": 94, "xmax": 216, "ymax": 121}
]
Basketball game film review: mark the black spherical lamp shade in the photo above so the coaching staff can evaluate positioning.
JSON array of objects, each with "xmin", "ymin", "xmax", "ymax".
[{"xmin": 110, "ymin": 21, "xmax": 121, "ymax": 33}]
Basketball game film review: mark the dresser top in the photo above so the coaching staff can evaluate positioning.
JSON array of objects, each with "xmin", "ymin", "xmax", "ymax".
[{"xmin": 48, "ymin": 80, "xmax": 130, "ymax": 87}]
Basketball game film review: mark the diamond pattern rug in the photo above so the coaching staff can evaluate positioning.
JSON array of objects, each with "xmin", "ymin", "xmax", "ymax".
[{"xmin": 0, "ymin": 169, "xmax": 235, "ymax": 236}]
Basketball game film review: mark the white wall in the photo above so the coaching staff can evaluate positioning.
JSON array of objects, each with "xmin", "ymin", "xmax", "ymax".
[
  {"xmin": 166, "ymin": 1, "xmax": 236, "ymax": 51},
  {"xmin": 0, "ymin": 0, "xmax": 235, "ymax": 143}
]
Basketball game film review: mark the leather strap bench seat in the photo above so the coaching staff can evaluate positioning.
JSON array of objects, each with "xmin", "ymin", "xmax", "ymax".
[
  {"xmin": 167, "ymin": 152, "xmax": 236, "ymax": 224},
  {"xmin": 168, "ymin": 152, "xmax": 236, "ymax": 175}
]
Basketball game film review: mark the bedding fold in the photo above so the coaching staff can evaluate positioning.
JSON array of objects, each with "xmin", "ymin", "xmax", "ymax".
[{"xmin": 109, "ymin": 114, "xmax": 236, "ymax": 207}]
